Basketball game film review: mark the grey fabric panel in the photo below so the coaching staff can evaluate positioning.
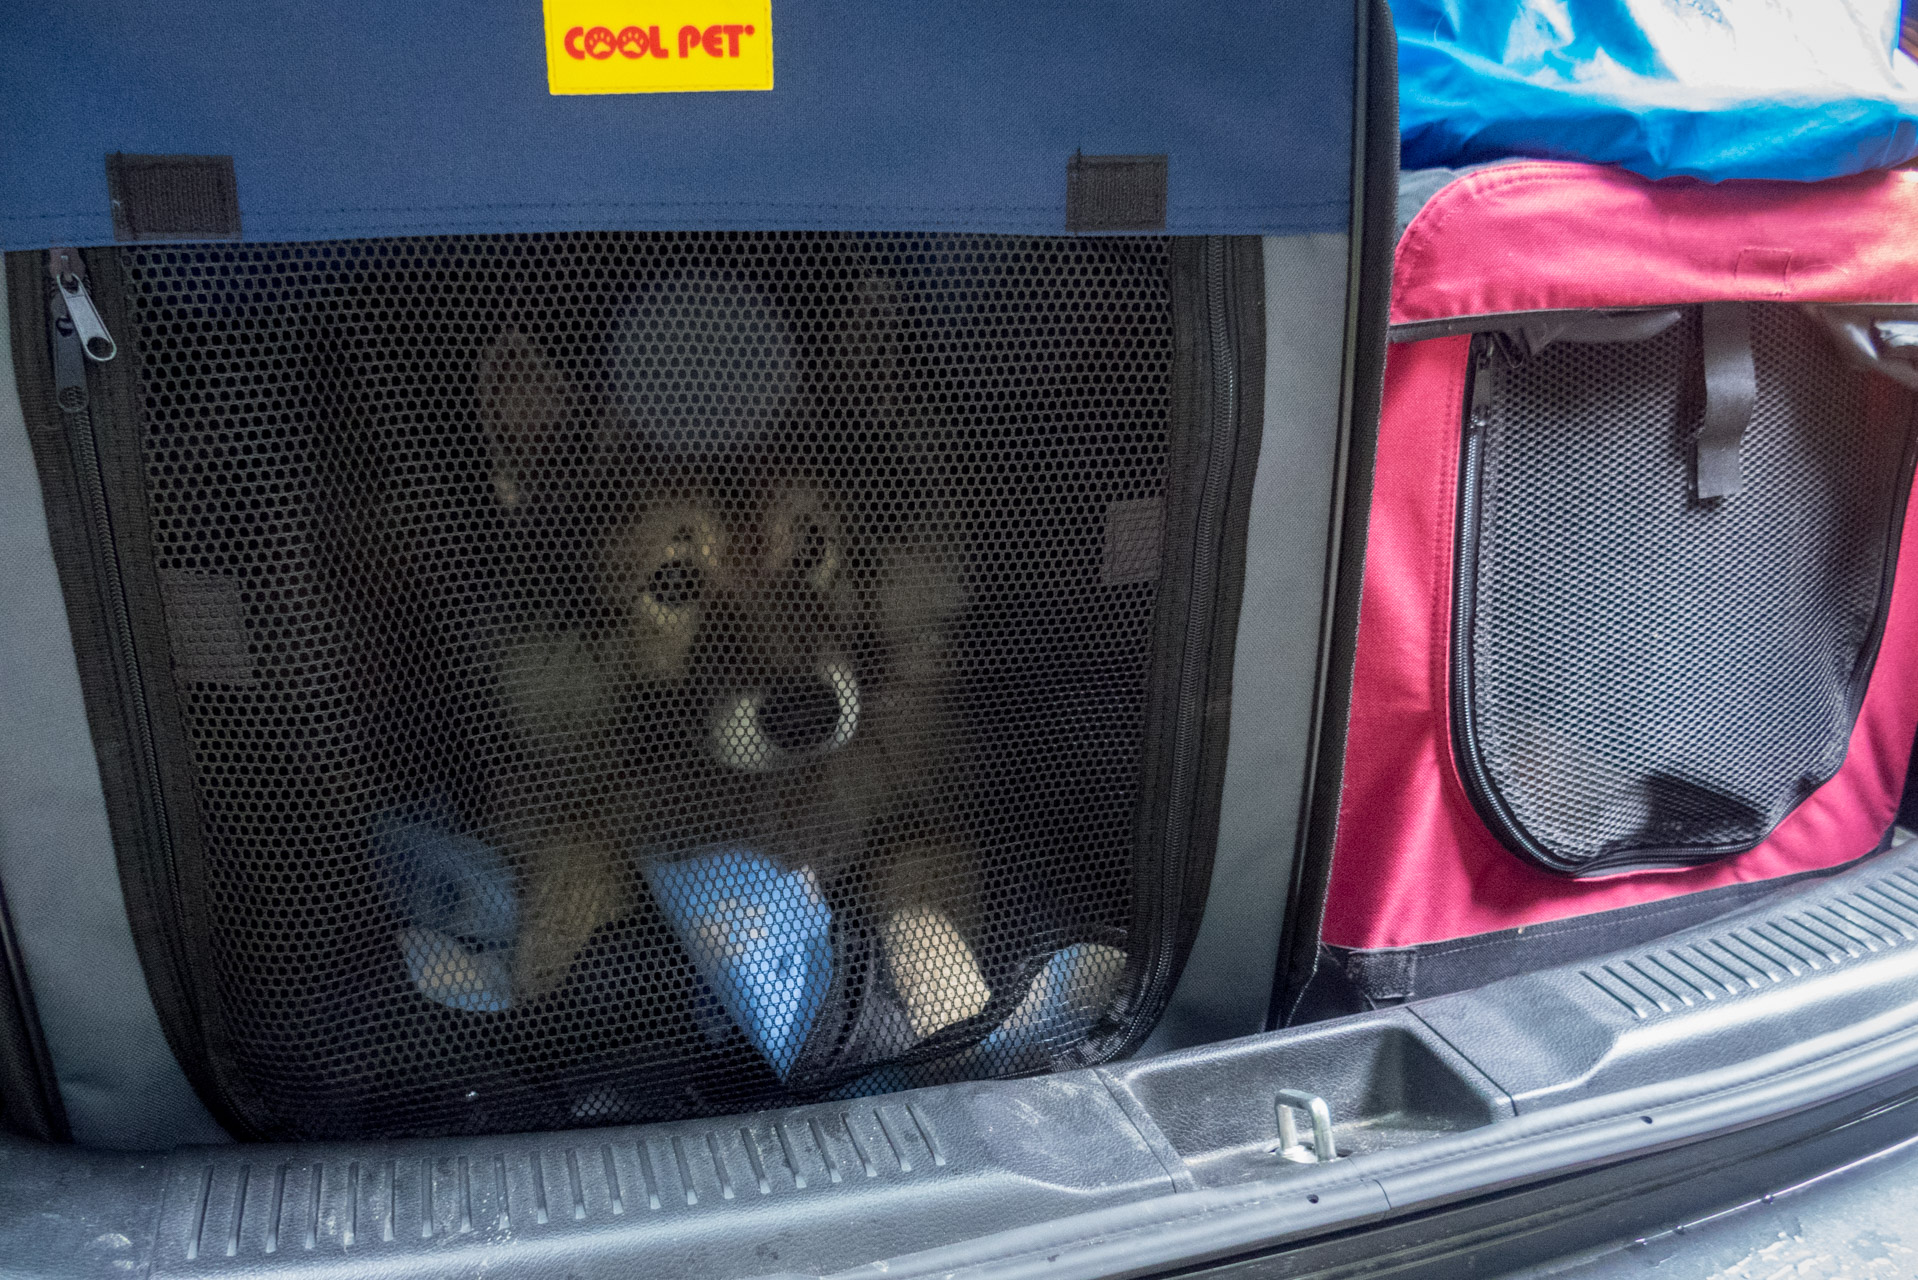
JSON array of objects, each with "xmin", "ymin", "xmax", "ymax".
[
  {"xmin": 0, "ymin": 301, "xmax": 228, "ymax": 1149},
  {"xmin": 1394, "ymin": 163, "xmax": 1521, "ymax": 245},
  {"xmin": 1140, "ymin": 232, "xmax": 1352, "ymax": 1053},
  {"xmin": 1396, "ymin": 167, "xmax": 1467, "ymax": 244}
]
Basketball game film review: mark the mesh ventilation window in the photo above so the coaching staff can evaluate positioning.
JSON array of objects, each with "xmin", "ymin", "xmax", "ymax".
[
  {"xmin": 120, "ymin": 232, "xmax": 1182, "ymax": 1138},
  {"xmin": 1458, "ymin": 306, "xmax": 1918, "ymax": 875}
]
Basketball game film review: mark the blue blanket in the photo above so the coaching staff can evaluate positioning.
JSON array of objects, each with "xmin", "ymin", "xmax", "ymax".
[{"xmin": 1398, "ymin": 0, "xmax": 1918, "ymax": 181}]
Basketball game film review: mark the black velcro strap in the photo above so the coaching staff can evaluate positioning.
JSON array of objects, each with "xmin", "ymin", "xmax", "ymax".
[
  {"xmin": 1697, "ymin": 301, "xmax": 1757, "ymax": 500},
  {"xmin": 1066, "ymin": 154, "xmax": 1168, "ymax": 232},
  {"xmin": 106, "ymin": 154, "xmax": 241, "ymax": 242}
]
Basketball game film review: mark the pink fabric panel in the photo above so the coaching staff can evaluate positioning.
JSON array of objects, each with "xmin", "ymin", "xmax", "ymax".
[
  {"xmin": 1325, "ymin": 164, "xmax": 1918, "ymax": 951},
  {"xmin": 1393, "ymin": 162, "xmax": 1918, "ymax": 327}
]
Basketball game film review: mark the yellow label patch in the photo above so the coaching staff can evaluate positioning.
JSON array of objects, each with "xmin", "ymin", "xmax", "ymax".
[{"xmin": 543, "ymin": 1, "xmax": 773, "ymax": 94}]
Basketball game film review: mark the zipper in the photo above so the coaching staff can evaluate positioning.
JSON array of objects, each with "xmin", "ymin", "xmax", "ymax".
[
  {"xmin": 1450, "ymin": 335, "xmax": 1722, "ymax": 875},
  {"xmin": 1095, "ymin": 237, "xmax": 1243, "ymax": 1062},
  {"xmin": 1451, "ymin": 335, "xmax": 1592, "ymax": 871},
  {"xmin": 1449, "ymin": 336, "xmax": 1532, "ymax": 861},
  {"xmin": 46, "ymin": 256, "xmax": 168, "ymax": 827},
  {"xmin": 44, "ymin": 248, "xmax": 208, "ymax": 1093},
  {"xmin": 44, "ymin": 249, "xmax": 178, "ymax": 890}
]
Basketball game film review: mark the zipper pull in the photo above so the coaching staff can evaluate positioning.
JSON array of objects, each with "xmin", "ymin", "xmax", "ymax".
[
  {"xmin": 1467, "ymin": 338, "xmax": 1500, "ymax": 433},
  {"xmin": 48, "ymin": 247, "xmax": 116, "ymax": 363},
  {"xmin": 45, "ymin": 273, "xmax": 89, "ymax": 414}
]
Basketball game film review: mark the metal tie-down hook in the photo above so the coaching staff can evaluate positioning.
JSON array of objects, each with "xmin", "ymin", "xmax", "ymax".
[{"xmin": 1274, "ymin": 1089, "xmax": 1338, "ymax": 1164}]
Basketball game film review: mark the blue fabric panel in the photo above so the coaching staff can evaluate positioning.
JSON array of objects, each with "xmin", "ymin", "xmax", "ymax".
[
  {"xmin": 0, "ymin": 1, "xmax": 1354, "ymax": 248},
  {"xmin": 645, "ymin": 849, "xmax": 833, "ymax": 1081}
]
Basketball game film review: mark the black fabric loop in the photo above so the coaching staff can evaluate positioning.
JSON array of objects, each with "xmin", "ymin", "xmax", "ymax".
[
  {"xmin": 105, "ymin": 154, "xmax": 241, "ymax": 243},
  {"xmin": 1697, "ymin": 301, "xmax": 1757, "ymax": 500},
  {"xmin": 1065, "ymin": 155, "xmax": 1169, "ymax": 232}
]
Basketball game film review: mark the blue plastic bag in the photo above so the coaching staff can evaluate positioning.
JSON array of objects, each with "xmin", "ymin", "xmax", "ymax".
[
  {"xmin": 644, "ymin": 849, "xmax": 834, "ymax": 1081},
  {"xmin": 1397, "ymin": 0, "xmax": 1918, "ymax": 181}
]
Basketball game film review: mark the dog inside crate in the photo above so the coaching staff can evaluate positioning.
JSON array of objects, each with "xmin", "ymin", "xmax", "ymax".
[{"xmin": 297, "ymin": 234, "xmax": 1129, "ymax": 1114}]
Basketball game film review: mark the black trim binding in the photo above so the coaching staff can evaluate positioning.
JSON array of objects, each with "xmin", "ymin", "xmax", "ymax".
[
  {"xmin": 1272, "ymin": 0, "xmax": 1399, "ymax": 1027},
  {"xmin": 1090, "ymin": 236, "xmax": 1266, "ymax": 1067},
  {"xmin": 0, "ymin": 878, "xmax": 67, "ymax": 1143},
  {"xmin": 1320, "ymin": 836, "xmax": 1893, "ymax": 1010}
]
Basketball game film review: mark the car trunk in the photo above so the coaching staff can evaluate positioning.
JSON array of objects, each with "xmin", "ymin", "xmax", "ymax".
[{"xmin": 8, "ymin": 5, "xmax": 1918, "ymax": 1279}]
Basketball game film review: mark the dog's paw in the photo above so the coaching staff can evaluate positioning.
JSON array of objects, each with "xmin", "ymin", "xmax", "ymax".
[
  {"xmin": 398, "ymin": 927, "xmax": 515, "ymax": 1013},
  {"xmin": 883, "ymin": 904, "xmax": 991, "ymax": 1039}
]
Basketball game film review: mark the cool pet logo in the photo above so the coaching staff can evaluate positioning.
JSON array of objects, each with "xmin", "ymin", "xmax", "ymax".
[{"xmin": 543, "ymin": 0, "xmax": 773, "ymax": 93}]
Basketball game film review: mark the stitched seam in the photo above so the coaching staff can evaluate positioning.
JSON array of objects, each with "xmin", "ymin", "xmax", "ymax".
[
  {"xmin": 1394, "ymin": 162, "xmax": 1582, "ymax": 318},
  {"xmin": 1, "ymin": 197, "xmax": 1346, "ymax": 223},
  {"xmin": 1392, "ymin": 163, "xmax": 1918, "ymax": 322},
  {"xmin": 1352, "ymin": 852, "xmax": 1875, "ymax": 959}
]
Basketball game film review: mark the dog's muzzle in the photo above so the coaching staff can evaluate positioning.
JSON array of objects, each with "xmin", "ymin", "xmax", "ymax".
[{"xmin": 710, "ymin": 660, "xmax": 860, "ymax": 772}]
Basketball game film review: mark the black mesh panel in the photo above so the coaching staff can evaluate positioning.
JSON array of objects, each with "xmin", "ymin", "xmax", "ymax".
[
  {"xmin": 1459, "ymin": 306, "xmax": 1917, "ymax": 875},
  {"xmin": 118, "ymin": 232, "xmax": 1183, "ymax": 1137}
]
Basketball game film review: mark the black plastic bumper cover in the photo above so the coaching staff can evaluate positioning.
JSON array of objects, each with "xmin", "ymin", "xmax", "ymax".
[{"xmin": 10, "ymin": 833, "xmax": 1918, "ymax": 1278}]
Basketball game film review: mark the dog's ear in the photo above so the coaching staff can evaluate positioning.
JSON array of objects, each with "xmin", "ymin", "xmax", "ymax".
[{"xmin": 478, "ymin": 330, "xmax": 568, "ymax": 510}]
